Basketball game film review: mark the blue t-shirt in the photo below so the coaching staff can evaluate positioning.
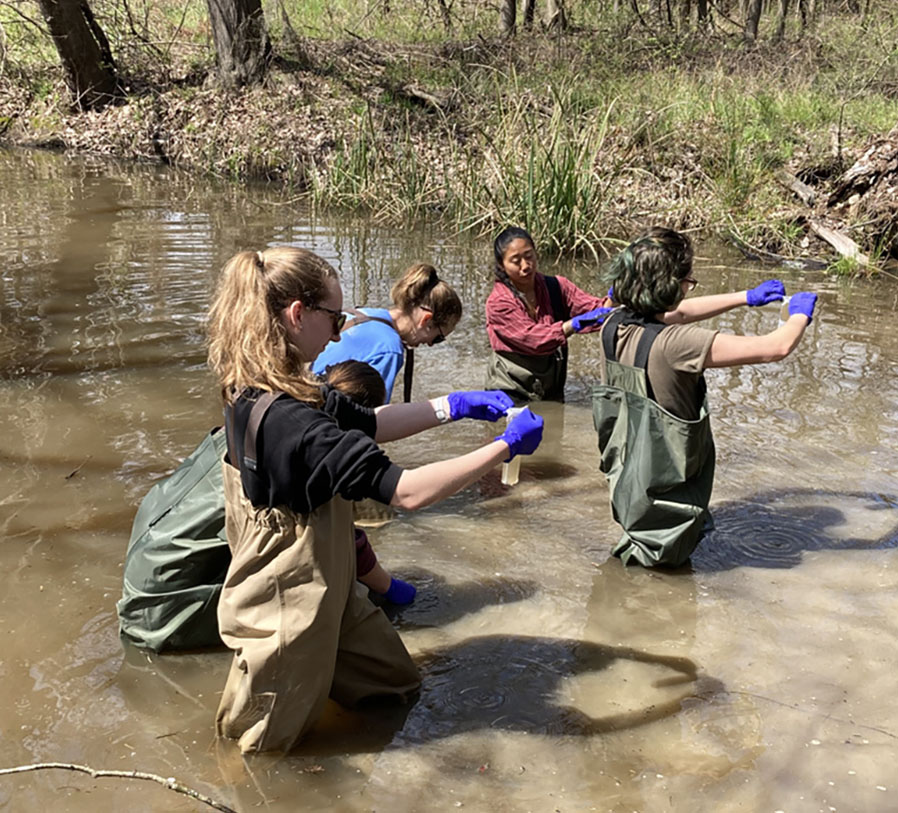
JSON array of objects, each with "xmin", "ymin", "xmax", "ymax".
[{"xmin": 311, "ymin": 308, "xmax": 405, "ymax": 403}]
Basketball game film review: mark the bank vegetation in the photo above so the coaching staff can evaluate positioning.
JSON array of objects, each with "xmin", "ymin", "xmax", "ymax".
[{"xmin": 1, "ymin": 0, "xmax": 897, "ymax": 271}]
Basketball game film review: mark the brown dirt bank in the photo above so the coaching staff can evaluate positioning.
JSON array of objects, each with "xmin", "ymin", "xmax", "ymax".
[{"xmin": 1, "ymin": 34, "xmax": 896, "ymax": 271}]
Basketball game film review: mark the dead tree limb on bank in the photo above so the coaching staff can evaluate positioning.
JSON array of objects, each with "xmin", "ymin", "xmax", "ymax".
[
  {"xmin": 808, "ymin": 219, "xmax": 870, "ymax": 265},
  {"xmin": 0, "ymin": 763, "xmax": 237, "ymax": 813}
]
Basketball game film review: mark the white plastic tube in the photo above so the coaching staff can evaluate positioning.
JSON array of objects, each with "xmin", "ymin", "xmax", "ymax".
[
  {"xmin": 777, "ymin": 295, "xmax": 792, "ymax": 327},
  {"xmin": 500, "ymin": 407, "xmax": 525, "ymax": 486}
]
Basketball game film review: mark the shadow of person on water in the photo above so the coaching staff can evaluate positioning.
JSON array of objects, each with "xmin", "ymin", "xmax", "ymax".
[
  {"xmin": 269, "ymin": 632, "xmax": 716, "ymax": 759},
  {"xmin": 373, "ymin": 569, "xmax": 539, "ymax": 627},
  {"xmin": 689, "ymin": 488, "xmax": 898, "ymax": 572}
]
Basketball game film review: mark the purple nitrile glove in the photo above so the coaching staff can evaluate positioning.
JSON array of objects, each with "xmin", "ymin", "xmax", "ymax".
[
  {"xmin": 447, "ymin": 390, "xmax": 514, "ymax": 422},
  {"xmin": 495, "ymin": 407, "xmax": 544, "ymax": 460},
  {"xmin": 746, "ymin": 279, "xmax": 785, "ymax": 307},
  {"xmin": 787, "ymin": 291, "xmax": 817, "ymax": 323},
  {"xmin": 571, "ymin": 307, "xmax": 613, "ymax": 333},
  {"xmin": 384, "ymin": 577, "xmax": 416, "ymax": 605}
]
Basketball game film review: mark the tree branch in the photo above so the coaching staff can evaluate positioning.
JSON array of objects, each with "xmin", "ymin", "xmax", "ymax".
[{"xmin": 0, "ymin": 763, "xmax": 237, "ymax": 813}]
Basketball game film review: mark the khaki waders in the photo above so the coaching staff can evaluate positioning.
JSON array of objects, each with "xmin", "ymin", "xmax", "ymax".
[
  {"xmin": 215, "ymin": 394, "xmax": 420, "ymax": 754},
  {"xmin": 592, "ymin": 310, "xmax": 715, "ymax": 568}
]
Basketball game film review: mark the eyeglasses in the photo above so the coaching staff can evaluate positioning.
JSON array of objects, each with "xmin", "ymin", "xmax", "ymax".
[
  {"xmin": 308, "ymin": 304, "xmax": 347, "ymax": 333},
  {"xmin": 431, "ymin": 323, "xmax": 446, "ymax": 345},
  {"xmin": 682, "ymin": 277, "xmax": 698, "ymax": 292}
]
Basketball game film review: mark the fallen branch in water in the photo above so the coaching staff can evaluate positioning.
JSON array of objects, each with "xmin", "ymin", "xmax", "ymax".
[{"xmin": 0, "ymin": 763, "xmax": 237, "ymax": 813}]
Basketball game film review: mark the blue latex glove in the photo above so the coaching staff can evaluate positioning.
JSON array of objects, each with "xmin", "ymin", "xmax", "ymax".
[
  {"xmin": 787, "ymin": 291, "xmax": 817, "ymax": 322},
  {"xmin": 495, "ymin": 407, "xmax": 544, "ymax": 460},
  {"xmin": 384, "ymin": 577, "xmax": 416, "ymax": 605},
  {"xmin": 448, "ymin": 390, "xmax": 514, "ymax": 422},
  {"xmin": 571, "ymin": 307, "xmax": 613, "ymax": 333},
  {"xmin": 607, "ymin": 286, "xmax": 615, "ymax": 302},
  {"xmin": 746, "ymin": 279, "xmax": 785, "ymax": 307}
]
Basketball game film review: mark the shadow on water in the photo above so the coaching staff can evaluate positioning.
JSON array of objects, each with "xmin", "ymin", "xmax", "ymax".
[
  {"xmin": 375, "ymin": 570, "xmax": 539, "ymax": 627},
  {"xmin": 691, "ymin": 489, "xmax": 898, "ymax": 572},
  {"xmin": 401, "ymin": 634, "xmax": 712, "ymax": 742},
  {"xmin": 257, "ymin": 634, "xmax": 714, "ymax": 759}
]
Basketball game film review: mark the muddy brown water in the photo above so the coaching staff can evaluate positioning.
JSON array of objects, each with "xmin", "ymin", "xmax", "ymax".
[{"xmin": 1, "ymin": 147, "xmax": 897, "ymax": 813}]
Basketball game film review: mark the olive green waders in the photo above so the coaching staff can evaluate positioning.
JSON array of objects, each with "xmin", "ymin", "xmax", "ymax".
[
  {"xmin": 484, "ymin": 347, "xmax": 568, "ymax": 403},
  {"xmin": 484, "ymin": 275, "xmax": 570, "ymax": 403},
  {"xmin": 592, "ymin": 310, "xmax": 715, "ymax": 568},
  {"xmin": 216, "ymin": 393, "xmax": 420, "ymax": 754}
]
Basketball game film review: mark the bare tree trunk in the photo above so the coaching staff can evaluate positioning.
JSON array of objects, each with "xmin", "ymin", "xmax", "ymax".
[
  {"xmin": 697, "ymin": 0, "xmax": 709, "ymax": 24},
  {"xmin": 523, "ymin": 0, "xmax": 535, "ymax": 28},
  {"xmin": 774, "ymin": 0, "xmax": 789, "ymax": 39},
  {"xmin": 35, "ymin": 0, "xmax": 119, "ymax": 111},
  {"xmin": 544, "ymin": 0, "xmax": 566, "ymax": 29},
  {"xmin": 206, "ymin": 0, "xmax": 271, "ymax": 88},
  {"xmin": 501, "ymin": 0, "xmax": 516, "ymax": 34},
  {"xmin": 744, "ymin": 0, "xmax": 763, "ymax": 39},
  {"xmin": 798, "ymin": 0, "xmax": 809, "ymax": 32}
]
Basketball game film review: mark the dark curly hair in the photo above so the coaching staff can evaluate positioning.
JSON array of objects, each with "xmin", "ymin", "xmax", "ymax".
[{"xmin": 603, "ymin": 227, "xmax": 693, "ymax": 316}]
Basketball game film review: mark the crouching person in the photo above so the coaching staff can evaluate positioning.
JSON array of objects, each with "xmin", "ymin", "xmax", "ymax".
[{"xmin": 206, "ymin": 246, "xmax": 543, "ymax": 753}]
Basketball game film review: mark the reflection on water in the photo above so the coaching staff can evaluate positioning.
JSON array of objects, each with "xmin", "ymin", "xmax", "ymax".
[{"xmin": 2, "ymin": 147, "xmax": 898, "ymax": 812}]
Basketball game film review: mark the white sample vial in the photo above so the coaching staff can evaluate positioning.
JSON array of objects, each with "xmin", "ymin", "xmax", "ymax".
[
  {"xmin": 501, "ymin": 407, "xmax": 525, "ymax": 486},
  {"xmin": 778, "ymin": 295, "xmax": 792, "ymax": 327}
]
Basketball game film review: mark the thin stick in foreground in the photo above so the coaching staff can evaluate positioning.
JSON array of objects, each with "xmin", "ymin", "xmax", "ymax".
[{"xmin": 0, "ymin": 762, "xmax": 237, "ymax": 813}]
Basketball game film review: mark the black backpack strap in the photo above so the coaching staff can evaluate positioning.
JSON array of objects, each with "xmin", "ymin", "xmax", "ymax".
[
  {"xmin": 544, "ymin": 275, "xmax": 570, "ymax": 322},
  {"xmin": 224, "ymin": 390, "xmax": 284, "ymax": 475}
]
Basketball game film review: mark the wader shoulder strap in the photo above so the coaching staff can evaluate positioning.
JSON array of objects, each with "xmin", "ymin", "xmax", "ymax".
[
  {"xmin": 341, "ymin": 307, "xmax": 395, "ymax": 332},
  {"xmin": 340, "ymin": 307, "xmax": 412, "ymax": 402},
  {"xmin": 544, "ymin": 275, "xmax": 570, "ymax": 322},
  {"xmin": 601, "ymin": 309, "xmax": 667, "ymax": 402},
  {"xmin": 403, "ymin": 348, "xmax": 414, "ymax": 403},
  {"xmin": 224, "ymin": 391, "xmax": 284, "ymax": 475}
]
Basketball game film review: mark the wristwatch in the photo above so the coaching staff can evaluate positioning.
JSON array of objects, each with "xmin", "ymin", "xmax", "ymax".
[{"xmin": 432, "ymin": 396, "xmax": 452, "ymax": 424}]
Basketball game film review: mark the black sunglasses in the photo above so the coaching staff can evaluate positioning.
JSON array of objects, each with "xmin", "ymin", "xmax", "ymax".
[
  {"xmin": 308, "ymin": 304, "xmax": 347, "ymax": 333},
  {"xmin": 432, "ymin": 323, "xmax": 446, "ymax": 345}
]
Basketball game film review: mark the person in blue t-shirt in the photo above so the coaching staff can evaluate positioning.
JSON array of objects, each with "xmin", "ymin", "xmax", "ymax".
[{"xmin": 312, "ymin": 263, "xmax": 462, "ymax": 403}]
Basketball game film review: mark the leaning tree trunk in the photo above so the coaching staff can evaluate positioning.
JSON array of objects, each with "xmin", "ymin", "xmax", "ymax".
[
  {"xmin": 35, "ymin": 0, "xmax": 119, "ymax": 111},
  {"xmin": 206, "ymin": 0, "xmax": 271, "ymax": 88}
]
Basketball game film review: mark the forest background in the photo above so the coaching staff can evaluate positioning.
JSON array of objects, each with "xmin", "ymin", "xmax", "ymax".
[{"xmin": 1, "ymin": 0, "xmax": 897, "ymax": 272}]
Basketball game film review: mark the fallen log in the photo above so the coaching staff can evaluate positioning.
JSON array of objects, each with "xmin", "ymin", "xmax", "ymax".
[
  {"xmin": 807, "ymin": 219, "xmax": 869, "ymax": 265},
  {"xmin": 776, "ymin": 170, "xmax": 816, "ymax": 206}
]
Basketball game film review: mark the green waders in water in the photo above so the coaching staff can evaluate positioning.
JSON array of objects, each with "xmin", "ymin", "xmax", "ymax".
[
  {"xmin": 484, "ymin": 275, "xmax": 570, "ymax": 403},
  {"xmin": 215, "ymin": 393, "xmax": 420, "ymax": 754},
  {"xmin": 592, "ymin": 310, "xmax": 715, "ymax": 568}
]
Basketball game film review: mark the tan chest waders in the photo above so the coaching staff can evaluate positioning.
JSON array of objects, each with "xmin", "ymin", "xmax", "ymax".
[
  {"xmin": 484, "ymin": 275, "xmax": 570, "ymax": 403},
  {"xmin": 215, "ymin": 392, "xmax": 420, "ymax": 754},
  {"xmin": 592, "ymin": 310, "xmax": 715, "ymax": 568}
]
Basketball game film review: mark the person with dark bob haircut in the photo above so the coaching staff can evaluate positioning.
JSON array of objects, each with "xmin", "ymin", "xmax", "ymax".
[{"xmin": 594, "ymin": 227, "xmax": 818, "ymax": 568}]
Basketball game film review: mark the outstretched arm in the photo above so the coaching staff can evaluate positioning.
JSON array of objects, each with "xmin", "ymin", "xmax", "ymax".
[
  {"xmin": 704, "ymin": 292, "xmax": 817, "ymax": 367},
  {"xmin": 658, "ymin": 280, "xmax": 785, "ymax": 325},
  {"xmin": 391, "ymin": 441, "xmax": 510, "ymax": 510},
  {"xmin": 390, "ymin": 407, "xmax": 543, "ymax": 510},
  {"xmin": 374, "ymin": 391, "xmax": 514, "ymax": 443},
  {"xmin": 658, "ymin": 290, "xmax": 749, "ymax": 324}
]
